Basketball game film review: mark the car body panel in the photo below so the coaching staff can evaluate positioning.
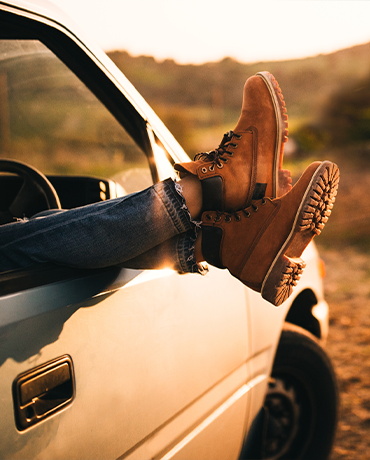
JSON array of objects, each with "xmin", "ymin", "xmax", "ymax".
[{"xmin": 1, "ymin": 267, "xmax": 250, "ymax": 459}]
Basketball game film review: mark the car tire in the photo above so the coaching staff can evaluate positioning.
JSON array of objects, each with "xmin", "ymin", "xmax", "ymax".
[{"xmin": 261, "ymin": 322, "xmax": 339, "ymax": 460}]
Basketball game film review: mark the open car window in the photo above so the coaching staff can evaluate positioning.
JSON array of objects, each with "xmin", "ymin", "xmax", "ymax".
[
  {"xmin": 0, "ymin": 39, "xmax": 153, "ymax": 195},
  {"xmin": 0, "ymin": 13, "xmax": 156, "ymax": 287}
]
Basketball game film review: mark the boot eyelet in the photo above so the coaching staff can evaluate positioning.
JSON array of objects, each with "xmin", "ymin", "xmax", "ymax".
[
  {"xmin": 231, "ymin": 143, "xmax": 237, "ymax": 148},
  {"xmin": 261, "ymin": 198, "xmax": 266, "ymax": 205},
  {"xmin": 235, "ymin": 215, "xmax": 241, "ymax": 222},
  {"xmin": 201, "ymin": 167, "xmax": 207, "ymax": 174},
  {"xmin": 209, "ymin": 164, "xmax": 215, "ymax": 172},
  {"xmin": 234, "ymin": 134, "xmax": 242, "ymax": 140},
  {"xmin": 217, "ymin": 163, "xmax": 224, "ymax": 169},
  {"xmin": 253, "ymin": 206, "xmax": 258, "ymax": 212},
  {"xmin": 206, "ymin": 214, "xmax": 212, "ymax": 221},
  {"xmin": 225, "ymin": 215, "xmax": 231, "ymax": 223},
  {"xmin": 244, "ymin": 211, "xmax": 251, "ymax": 218},
  {"xmin": 215, "ymin": 216, "xmax": 222, "ymax": 222}
]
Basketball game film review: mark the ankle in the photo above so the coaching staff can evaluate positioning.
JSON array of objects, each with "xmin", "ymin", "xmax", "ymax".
[{"xmin": 178, "ymin": 175, "xmax": 203, "ymax": 219}]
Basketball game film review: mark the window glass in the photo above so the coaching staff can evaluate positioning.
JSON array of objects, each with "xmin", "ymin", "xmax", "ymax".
[{"xmin": 0, "ymin": 39, "xmax": 152, "ymax": 193}]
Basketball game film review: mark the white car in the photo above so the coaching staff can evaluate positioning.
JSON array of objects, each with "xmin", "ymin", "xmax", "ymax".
[{"xmin": 0, "ymin": 1, "xmax": 338, "ymax": 459}]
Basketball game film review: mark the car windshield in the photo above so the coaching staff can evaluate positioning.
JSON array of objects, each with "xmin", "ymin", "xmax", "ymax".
[{"xmin": 0, "ymin": 39, "xmax": 152, "ymax": 193}]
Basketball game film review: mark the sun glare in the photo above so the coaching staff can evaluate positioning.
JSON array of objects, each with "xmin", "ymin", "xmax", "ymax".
[{"xmin": 50, "ymin": 0, "xmax": 370, "ymax": 65}]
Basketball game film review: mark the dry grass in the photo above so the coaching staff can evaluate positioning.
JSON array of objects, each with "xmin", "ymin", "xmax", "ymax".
[
  {"xmin": 313, "ymin": 154, "xmax": 370, "ymax": 459},
  {"xmin": 319, "ymin": 245, "xmax": 370, "ymax": 460},
  {"xmin": 280, "ymin": 149, "xmax": 370, "ymax": 459}
]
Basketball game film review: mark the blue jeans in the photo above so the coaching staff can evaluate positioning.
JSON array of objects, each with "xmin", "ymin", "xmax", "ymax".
[{"xmin": 0, "ymin": 179, "xmax": 204, "ymax": 274}]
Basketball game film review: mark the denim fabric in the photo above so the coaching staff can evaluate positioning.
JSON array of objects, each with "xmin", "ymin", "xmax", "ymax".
[
  {"xmin": 0, "ymin": 179, "xmax": 203, "ymax": 274},
  {"xmin": 124, "ymin": 231, "xmax": 205, "ymax": 274}
]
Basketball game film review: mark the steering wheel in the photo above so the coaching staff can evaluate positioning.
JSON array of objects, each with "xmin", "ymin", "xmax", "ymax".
[{"xmin": 0, "ymin": 159, "xmax": 61, "ymax": 224}]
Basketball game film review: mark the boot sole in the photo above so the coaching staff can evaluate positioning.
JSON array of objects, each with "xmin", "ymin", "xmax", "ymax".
[
  {"xmin": 261, "ymin": 161, "xmax": 339, "ymax": 306},
  {"xmin": 256, "ymin": 71, "xmax": 289, "ymax": 197}
]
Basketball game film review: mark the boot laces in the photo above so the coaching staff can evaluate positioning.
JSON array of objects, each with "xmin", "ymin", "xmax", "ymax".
[
  {"xmin": 194, "ymin": 131, "xmax": 241, "ymax": 168},
  {"xmin": 205, "ymin": 200, "xmax": 266, "ymax": 223}
]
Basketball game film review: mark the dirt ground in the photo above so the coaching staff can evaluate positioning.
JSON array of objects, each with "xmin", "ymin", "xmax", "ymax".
[{"xmin": 317, "ymin": 245, "xmax": 370, "ymax": 460}]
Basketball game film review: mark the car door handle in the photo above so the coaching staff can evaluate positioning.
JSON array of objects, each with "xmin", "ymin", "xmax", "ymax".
[{"xmin": 13, "ymin": 355, "xmax": 75, "ymax": 430}]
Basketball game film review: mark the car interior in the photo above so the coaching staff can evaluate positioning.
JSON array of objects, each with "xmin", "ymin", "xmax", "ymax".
[{"xmin": 0, "ymin": 160, "xmax": 117, "ymax": 225}]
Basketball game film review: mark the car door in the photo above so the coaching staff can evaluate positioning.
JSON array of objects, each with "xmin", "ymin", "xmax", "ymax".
[{"xmin": 0, "ymin": 4, "xmax": 253, "ymax": 459}]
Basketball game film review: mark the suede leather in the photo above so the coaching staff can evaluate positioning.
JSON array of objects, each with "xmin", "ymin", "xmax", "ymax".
[
  {"xmin": 201, "ymin": 161, "xmax": 331, "ymax": 293},
  {"xmin": 175, "ymin": 73, "xmax": 282, "ymax": 211}
]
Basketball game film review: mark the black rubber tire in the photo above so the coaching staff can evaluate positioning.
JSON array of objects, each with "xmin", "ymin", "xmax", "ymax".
[{"xmin": 262, "ymin": 323, "xmax": 339, "ymax": 460}]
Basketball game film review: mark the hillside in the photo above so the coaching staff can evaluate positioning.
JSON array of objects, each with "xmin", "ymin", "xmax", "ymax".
[{"xmin": 108, "ymin": 41, "xmax": 370, "ymax": 123}]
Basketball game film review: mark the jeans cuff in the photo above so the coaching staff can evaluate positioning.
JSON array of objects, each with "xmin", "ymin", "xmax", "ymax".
[
  {"xmin": 156, "ymin": 178, "xmax": 207, "ymax": 275},
  {"xmin": 155, "ymin": 178, "xmax": 194, "ymax": 234},
  {"xmin": 175, "ymin": 231, "xmax": 209, "ymax": 275}
]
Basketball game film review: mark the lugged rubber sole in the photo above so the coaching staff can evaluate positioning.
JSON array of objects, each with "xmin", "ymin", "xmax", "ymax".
[
  {"xmin": 256, "ymin": 71, "xmax": 289, "ymax": 197},
  {"xmin": 261, "ymin": 161, "xmax": 340, "ymax": 306},
  {"xmin": 261, "ymin": 255, "xmax": 306, "ymax": 307}
]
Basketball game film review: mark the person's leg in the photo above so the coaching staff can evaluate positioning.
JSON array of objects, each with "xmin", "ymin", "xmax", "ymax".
[
  {"xmin": 0, "ymin": 70, "xmax": 340, "ymax": 307},
  {"xmin": 125, "ymin": 160, "xmax": 340, "ymax": 303},
  {"xmin": 123, "ymin": 231, "xmax": 207, "ymax": 275},
  {"xmin": 178, "ymin": 174, "xmax": 202, "ymax": 219},
  {"xmin": 122, "ymin": 176, "xmax": 206, "ymax": 274},
  {"xmin": 0, "ymin": 71, "xmax": 291, "ymax": 275},
  {"xmin": 0, "ymin": 177, "xmax": 203, "ymax": 272},
  {"xmin": 0, "ymin": 159, "xmax": 340, "ymax": 307}
]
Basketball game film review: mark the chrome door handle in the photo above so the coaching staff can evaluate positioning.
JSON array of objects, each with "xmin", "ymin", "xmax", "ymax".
[{"xmin": 12, "ymin": 355, "xmax": 75, "ymax": 430}]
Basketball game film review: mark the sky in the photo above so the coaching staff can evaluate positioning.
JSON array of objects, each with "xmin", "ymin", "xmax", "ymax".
[{"xmin": 49, "ymin": 0, "xmax": 370, "ymax": 65}]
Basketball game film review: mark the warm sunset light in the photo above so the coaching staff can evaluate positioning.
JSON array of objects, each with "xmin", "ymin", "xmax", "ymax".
[
  {"xmin": 50, "ymin": 0, "xmax": 370, "ymax": 64},
  {"xmin": 2, "ymin": 1, "xmax": 370, "ymax": 458}
]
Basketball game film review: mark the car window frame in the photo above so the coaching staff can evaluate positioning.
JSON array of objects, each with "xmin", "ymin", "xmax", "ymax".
[
  {"xmin": 0, "ymin": 7, "xmax": 159, "ymax": 182},
  {"xmin": 0, "ymin": 7, "xmax": 161, "ymax": 290}
]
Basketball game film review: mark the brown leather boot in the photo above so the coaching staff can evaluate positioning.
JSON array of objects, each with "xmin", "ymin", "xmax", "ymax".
[
  {"xmin": 201, "ymin": 161, "xmax": 340, "ymax": 306},
  {"xmin": 174, "ymin": 71, "xmax": 289, "ymax": 212}
]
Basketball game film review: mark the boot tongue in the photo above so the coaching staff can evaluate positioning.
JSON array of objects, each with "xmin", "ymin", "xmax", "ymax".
[
  {"xmin": 174, "ymin": 131, "xmax": 234, "ymax": 177},
  {"xmin": 173, "ymin": 161, "xmax": 199, "ymax": 176}
]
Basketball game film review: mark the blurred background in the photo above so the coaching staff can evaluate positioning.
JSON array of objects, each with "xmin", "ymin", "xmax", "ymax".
[
  {"xmin": 47, "ymin": 0, "xmax": 370, "ymax": 252},
  {"xmin": 41, "ymin": 2, "xmax": 370, "ymax": 458}
]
